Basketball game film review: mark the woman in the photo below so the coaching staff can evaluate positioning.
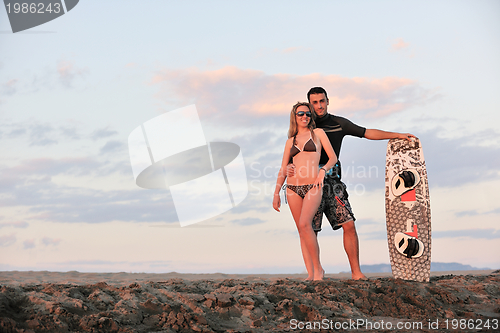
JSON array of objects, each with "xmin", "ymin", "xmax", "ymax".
[{"xmin": 273, "ymin": 102, "xmax": 337, "ymax": 281}]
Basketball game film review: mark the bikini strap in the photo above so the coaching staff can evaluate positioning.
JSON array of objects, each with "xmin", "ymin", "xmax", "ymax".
[{"xmin": 281, "ymin": 184, "xmax": 288, "ymax": 204}]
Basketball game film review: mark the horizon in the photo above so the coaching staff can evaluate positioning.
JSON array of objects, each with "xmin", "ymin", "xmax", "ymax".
[
  {"xmin": 0, "ymin": 261, "xmax": 494, "ymax": 275},
  {"xmin": 1, "ymin": 1, "xmax": 499, "ymax": 274}
]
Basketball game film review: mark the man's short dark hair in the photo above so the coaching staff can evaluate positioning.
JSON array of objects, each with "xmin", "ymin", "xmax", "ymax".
[{"xmin": 307, "ymin": 87, "xmax": 328, "ymax": 102}]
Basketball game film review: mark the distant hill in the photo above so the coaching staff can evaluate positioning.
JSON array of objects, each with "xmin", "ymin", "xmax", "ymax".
[
  {"xmin": 430, "ymin": 262, "xmax": 491, "ymax": 272},
  {"xmin": 358, "ymin": 262, "xmax": 491, "ymax": 273},
  {"xmin": 359, "ymin": 264, "xmax": 392, "ymax": 273}
]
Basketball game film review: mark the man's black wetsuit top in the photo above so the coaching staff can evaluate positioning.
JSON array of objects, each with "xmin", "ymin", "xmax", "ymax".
[
  {"xmin": 312, "ymin": 113, "xmax": 366, "ymax": 231},
  {"xmin": 315, "ymin": 113, "xmax": 366, "ymax": 165}
]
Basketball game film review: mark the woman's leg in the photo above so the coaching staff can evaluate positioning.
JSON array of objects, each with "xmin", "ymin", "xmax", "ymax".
[
  {"xmin": 297, "ymin": 186, "xmax": 324, "ymax": 280},
  {"xmin": 286, "ymin": 189, "xmax": 314, "ymax": 280}
]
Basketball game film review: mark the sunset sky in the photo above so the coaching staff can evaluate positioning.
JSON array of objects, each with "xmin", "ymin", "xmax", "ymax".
[{"xmin": 1, "ymin": 0, "xmax": 499, "ymax": 274}]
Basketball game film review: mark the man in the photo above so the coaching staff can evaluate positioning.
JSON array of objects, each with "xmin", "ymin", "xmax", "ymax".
[{"xmin": 288, "ymin": 87, "xmax": 415, "ymax": 280}]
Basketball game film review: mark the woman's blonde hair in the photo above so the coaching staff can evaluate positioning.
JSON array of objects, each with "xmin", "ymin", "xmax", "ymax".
[{"xmin": 288, "ymin": 102, "xmax": 316, "ymax": 141}]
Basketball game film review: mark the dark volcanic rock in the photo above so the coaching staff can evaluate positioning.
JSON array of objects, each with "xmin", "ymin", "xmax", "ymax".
[{"xmin": 0, "ymin": 273, "xmax": 499, "ymax": 332}]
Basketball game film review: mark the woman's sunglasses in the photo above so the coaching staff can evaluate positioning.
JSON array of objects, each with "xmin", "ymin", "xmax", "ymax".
[{"xmin": 296, "ymin": 111, "xmax": 312, "ymax": 117}]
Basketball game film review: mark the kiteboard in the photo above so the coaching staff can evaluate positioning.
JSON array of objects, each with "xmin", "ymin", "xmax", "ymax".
[{"xmin": 385, "ymin": 138, "xmax": 431, "ymax": 282}]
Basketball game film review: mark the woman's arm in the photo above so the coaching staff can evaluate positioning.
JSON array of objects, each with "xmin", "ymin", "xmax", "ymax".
[
  {"xmin": 314, "ymin": 129, "xmax": 338, "ymax": 187},
  {"xmin": 273, "ymin": 139, "xmax": 293, "ymax": 212}
]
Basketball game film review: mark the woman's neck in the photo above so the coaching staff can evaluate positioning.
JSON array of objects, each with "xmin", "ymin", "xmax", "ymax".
[{"xmin": 296, "ymin": 128, "xmax": 310, "ymax": 136}]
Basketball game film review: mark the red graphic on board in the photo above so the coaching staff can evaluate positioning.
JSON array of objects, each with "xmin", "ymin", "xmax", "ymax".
[
  {"xmin": 404, "ymin": 225, "xmax": 418, "ymax": 238},
  {"xmin": 401, "ymin": 189, "xmax": 416, "ymax": 201}
]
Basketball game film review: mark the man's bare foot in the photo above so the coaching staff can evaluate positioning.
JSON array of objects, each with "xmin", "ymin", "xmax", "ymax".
[
  {"xmin": 313, "ymin": 269, "xmax": 325, "ymax": 281},
  {"xmin": 304, "ymin": 276, "xmax": 314, "ymax": 281},
  {"xmin": 352, "ymin": 273, "xmax": 368, "ymax": 280}
]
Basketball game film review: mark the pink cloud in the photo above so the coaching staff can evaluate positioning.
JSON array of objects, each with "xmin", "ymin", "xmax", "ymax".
[
  {"xmin": 42, "ymin": 237, "xmax": 62, "ymax": 246},
  {"xmin": 278, "ymin": 46, "xmax": 310, "ymax": 54},
  {"xmin": 392, "ymin": 38, "xmax": 410, "ymax": 51},
  {"xmin": 0, "ymin": 78, "xmax": 17, "ymax": 105},
  {"xmin": 23, "ymin": 239, "xmax": 36, "ymax": 249},
  {"xmin": 1, "ymin": 79, "xmax": 18, "ymax": 96},
  {"xmin": 0, "ymin": 233, "xmax": 16, "ymax": 247},
  {"xmin": 57, "ymin": 60, "xmax": 88, "ymax": 87},
  {"xmin": 150, "ymin": 66, "xmax": 439, "ymax": 119},
  {"xmin": 0, "ymin": 221, "xmax": 29, "ymax": 229}
]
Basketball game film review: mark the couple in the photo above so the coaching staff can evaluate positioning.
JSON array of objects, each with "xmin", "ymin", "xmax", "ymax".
[{"xmin": 273, "ymin": 87, "xmax": 415, "ymax": 281}]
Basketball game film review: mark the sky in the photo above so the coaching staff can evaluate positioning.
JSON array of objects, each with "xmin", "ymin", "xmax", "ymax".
[{"xmin": 1, "ymin": 0, "xmax": 499, "ymax": 274}]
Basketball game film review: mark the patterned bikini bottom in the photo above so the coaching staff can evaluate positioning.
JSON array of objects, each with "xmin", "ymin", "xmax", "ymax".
[{"xmin": 286, "ymin": 184, "xmax": 315, "ymax": 199}]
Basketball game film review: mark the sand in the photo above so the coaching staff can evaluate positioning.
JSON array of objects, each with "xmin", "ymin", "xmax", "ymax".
[{"xmin": 1, "ymin": 270, "xmax": 499, "ymax": 332}]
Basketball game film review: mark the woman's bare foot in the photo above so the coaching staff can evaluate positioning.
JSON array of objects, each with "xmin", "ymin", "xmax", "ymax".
[{"xmin": 304, "ymin": 276, "xmax": 314, "ymax": 281}]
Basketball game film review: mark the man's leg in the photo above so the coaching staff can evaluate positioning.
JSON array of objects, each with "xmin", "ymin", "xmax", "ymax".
[
  {"xmin": 327, "ymin": 179, "xmax": 367, "ymax": 280},
  {"xmin": 342, "ymin": 220, "xmax": 366, "ymax": 280}
]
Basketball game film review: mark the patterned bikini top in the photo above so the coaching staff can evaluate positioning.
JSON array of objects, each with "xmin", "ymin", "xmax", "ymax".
[{"xmin": 289, "ymin": 133, "xmax": 317, "ymax": 163}]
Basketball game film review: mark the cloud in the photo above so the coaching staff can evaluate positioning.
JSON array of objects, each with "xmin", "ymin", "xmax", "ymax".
[
  {"xmin": 49, "ymin": 260, "xmax": 172, "ymax": 270},
  {"xmin": 390, "ymin": 38, "xmax": 415, "ymax": 58},
  {"xmin": 277, "ymin": 46, "xmax": 310, "ymax": 54},
  {"xmin": 360, "ymin": 226, "xmax": 500, "ymax": 242},
  {"xmin": 0, "ymin": 156, "xmax": 112, "ymax": 199},
  {"xmin": 356, "ymin": 219, "xmax": 387, "ymax": 240},
  {"xmin": 0, "ymin": 60, "xmax": 88, "ymax": 99},
  {"xmin": 254, "ymin": 47, "xmax": 311, "ymax": 59},
  {"xmin": 433, "ymin": 228, "xmax": 500, "ymax": 240},
  {"xmin": 55, "ymin": 260, "xmax": 131, "ymax": 266},
  {"xmin": 100, "ymin": 140, "xmax": 125, "ymax": 154},
  {"xmin": 22, "ymin": 122, "xmax": 82, "ymax": 146},
  {"xmin": 41, "ymin": 237, "xmax": 62, "ymax": 246},
  {"xmin": 0, "ymin": 174, "xmax": 179, "ymax": 224},
  {"xmin": 392, "ymin": 38, "xmax": 410, "ymax": 51},
  {"xmin": 27, "ymin": 191, "xmax": 179, "ymax": 224},
  {"xmin": 59, "ymin": 126, "xmax": 81, "ymax": 140},
  {"xmin": 150, "ymin": 66, "xmax": 440, "ymax": 122},
  {"xmin": 1, "ymin": 114, "xmax": 496, "ymax": 230},
  {"xmin": 456, "ymin": 210, "xmax": 478, "ymax": 217},
  {"xmin": 8, "ymin": 128, "xmax": 27, "ymax": 138},
  {"xmin": 360, "ymin": 230, "xmax": 389, "ymax": 241},
  {"xmin": 0, "ymin": 155, "xmax": 181, "ymax": 224},
  {"xmin": 226, "ymin": 184, "xmax": 274, "ymax": 216},
  {"xmin": 23, "ymin": 239, "xmax": 36, "ymax": 249},
  {"xmin": 91, "ymin": 126, "xmax": 118, "ymax": 140},
  {"xmin": 0, "ymin": 78, "xmax": 17, "ymax": 106},
  {"xmin": 421, "ymin": 130, "xmax": 500, "ymax": 188},
  {"xmin": 29, "ymin": 122, "xmax": 58, "ymax": 146},
  {"xmin": 0, "ymin": 157, "xmax": 102, "ymax": 186},
  {"xmin": 223, "ymin": 130, "xmax": 285, "ymax": 180},
  {"xmin": 57, "ymin": 60, "xmax": 88, "ymax": 88},
  {"xmin": 311, "ymin": 127, "xmax": 500, "ymax": 192},
  {"xmin": 232, "ymin": 217, "xmax": 266, "ymax": 226},
  {"xmin": 0, "ymin": 221, "xmax": 29, "ymax": 229},
  {"xmin": 231, "ymin": 124, "xmax": 500, "ymax": 199},
  {"xmin": 456, "ymin": 208, "xmax": 500, "ymax": 218},
  {"xmin": 1, "ymin": 79, "xmax": 18, "ymax": 96},
  {"xmin": 1, "ymin": 121, "xmax": 81, "ymax": 146},
  {"xmin": 0, "ymin": 233, "xmax": 16, "ymax": 247},
  {"xmin": 1, "ymin": 120, "xmax": 90, "ymax": 146}
]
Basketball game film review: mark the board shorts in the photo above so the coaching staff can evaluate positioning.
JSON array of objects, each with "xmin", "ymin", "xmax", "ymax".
[{"xmin": 312, "ymin": 163, "xmax": 356, "ymax": 232}]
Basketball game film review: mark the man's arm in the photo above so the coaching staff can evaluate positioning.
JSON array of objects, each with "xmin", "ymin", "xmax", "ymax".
[{"xmin": 364, "ymin": 129, "xmax": 416, "ymax": 141}]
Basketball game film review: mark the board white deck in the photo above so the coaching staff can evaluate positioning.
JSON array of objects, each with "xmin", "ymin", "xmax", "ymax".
[{"xmin": 385, "ymin": 138, "xmax": 431, "ymax": 282}]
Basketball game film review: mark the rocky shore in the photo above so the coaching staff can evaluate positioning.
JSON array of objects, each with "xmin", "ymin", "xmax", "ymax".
[{"xmin": 1, "ymin": 271, "xmax": 499, "ymax": 332}]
